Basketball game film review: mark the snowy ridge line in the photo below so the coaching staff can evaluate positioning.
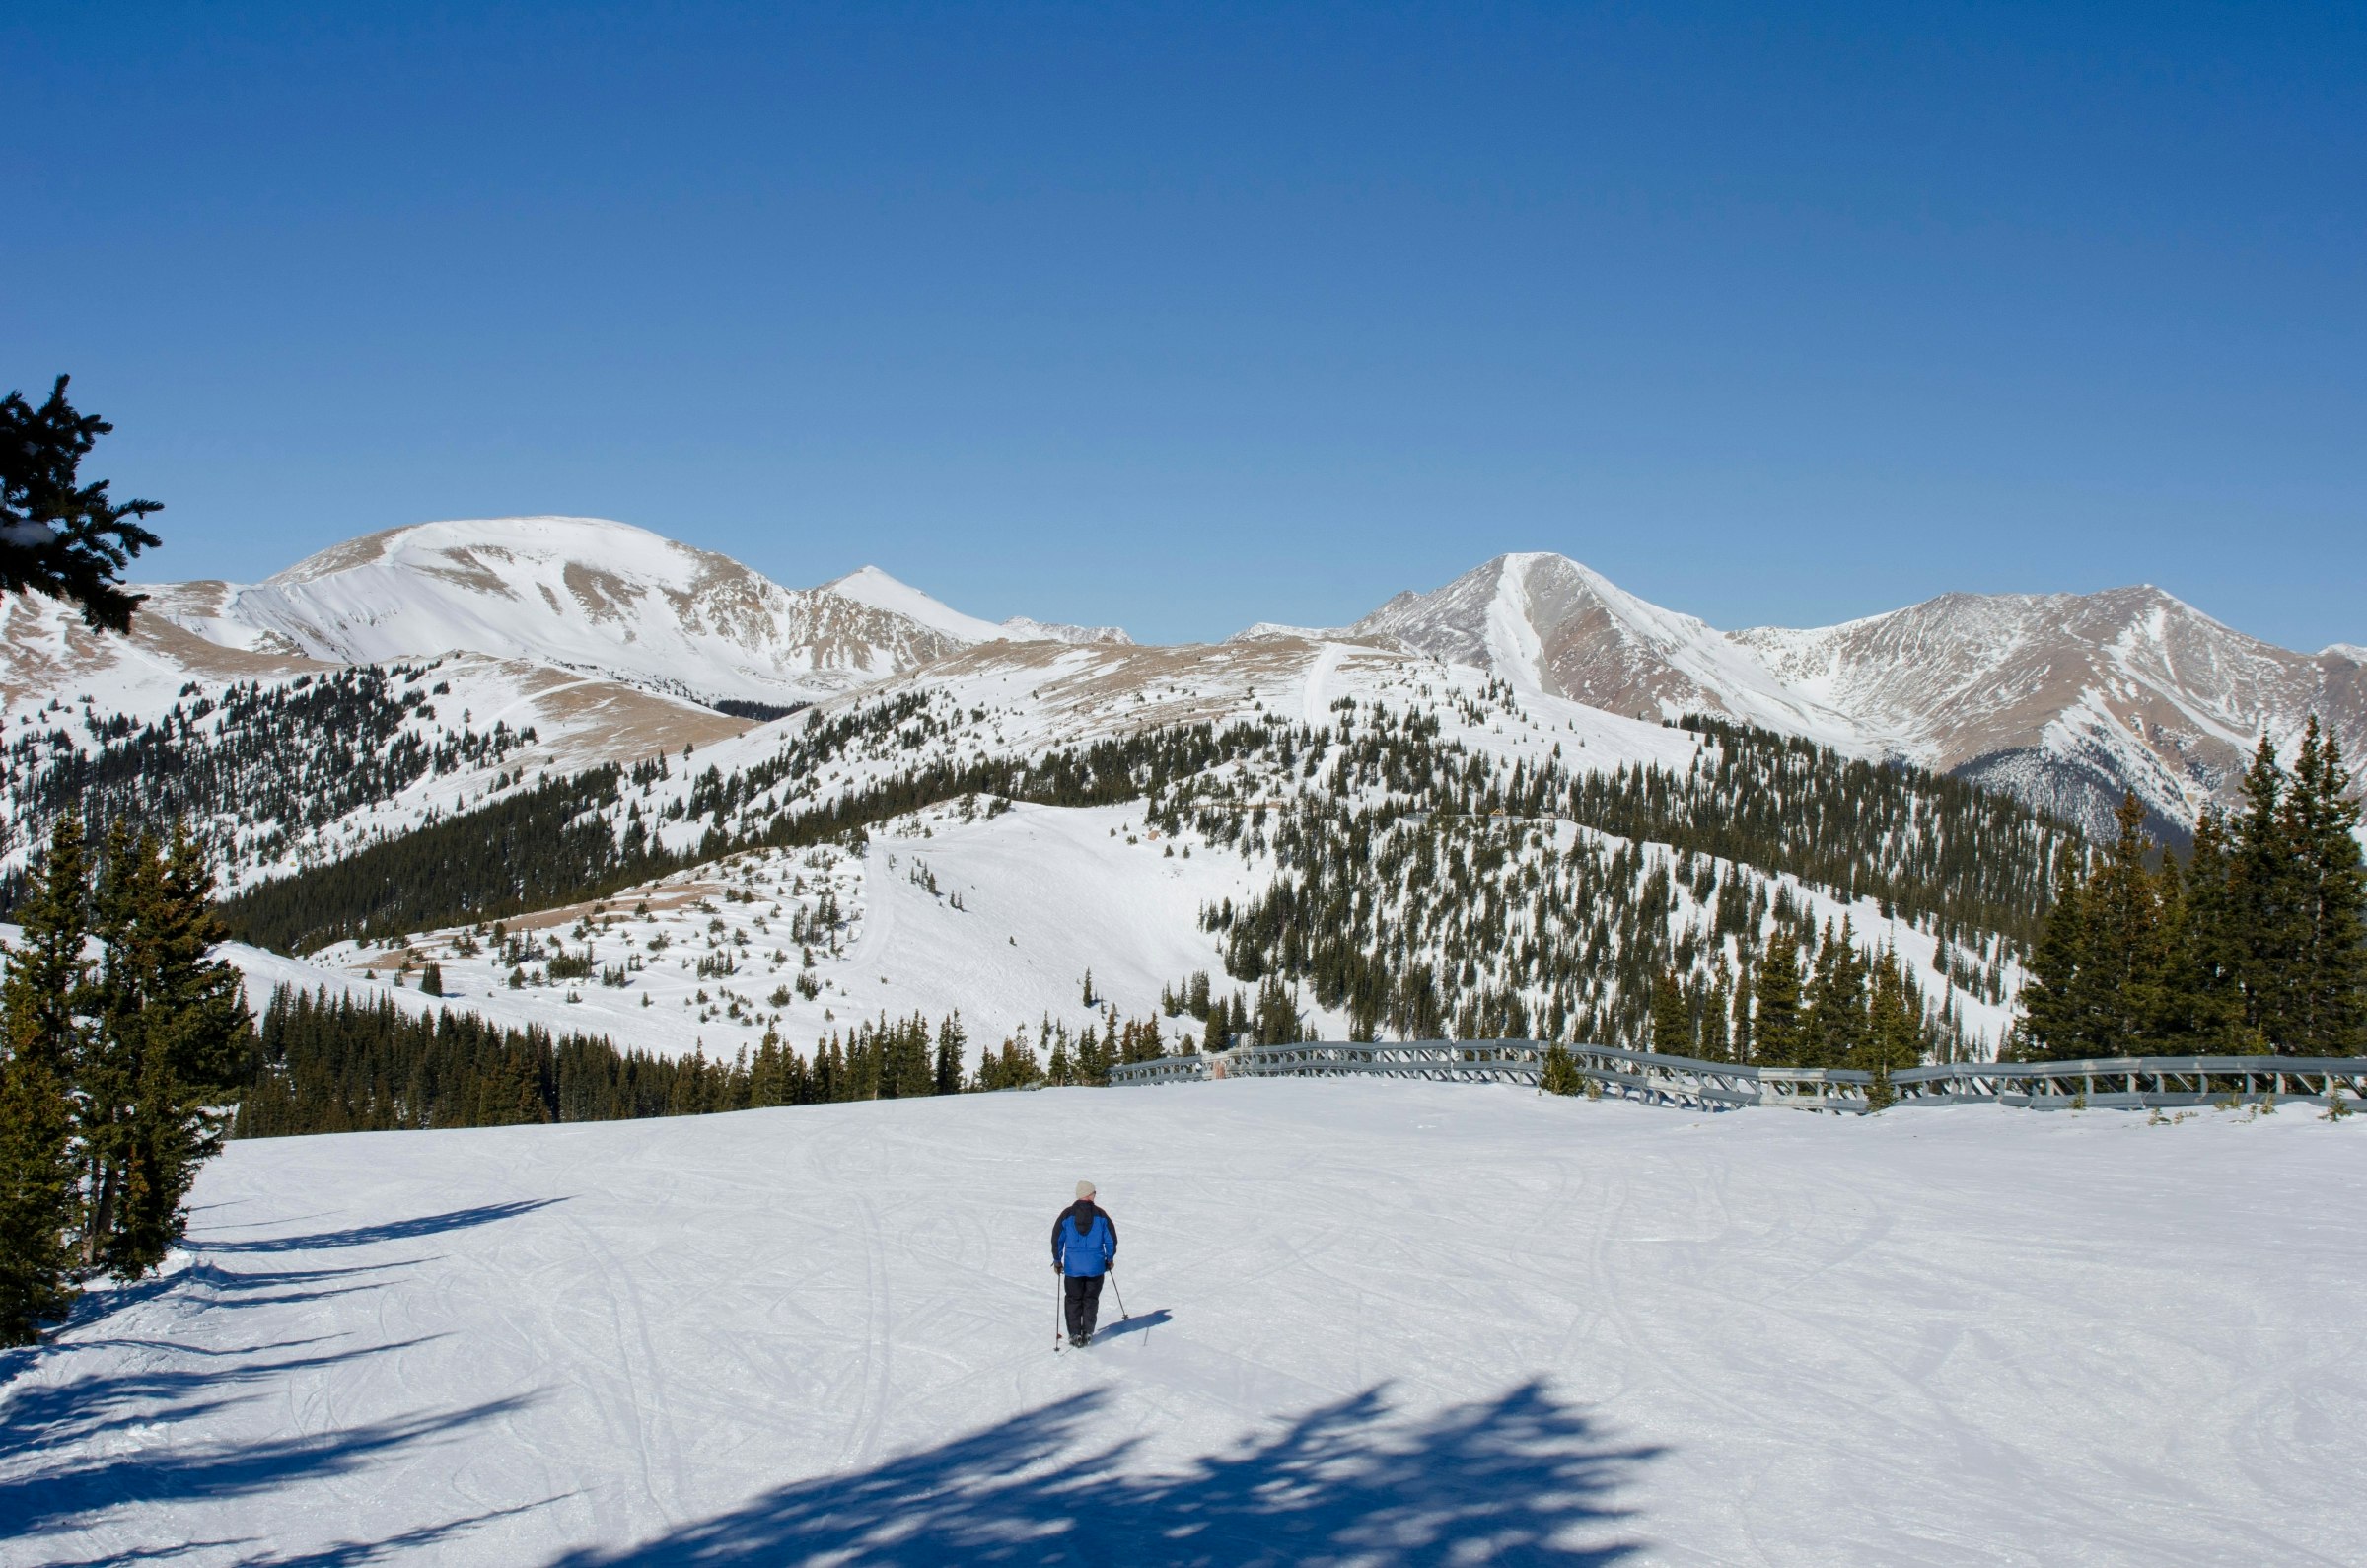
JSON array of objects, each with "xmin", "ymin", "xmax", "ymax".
[{"xmin": 1112, "ymin": 1040, "xmax": 2367, "ymax": 1114}]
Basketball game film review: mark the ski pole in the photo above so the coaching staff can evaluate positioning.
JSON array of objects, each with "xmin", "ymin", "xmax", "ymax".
[
  {"xmin": 1109, "ymin": 1266, "xmax": 1127, "ymax": 1323},
  {"xmin": 1054, "ymin": 1269, "xmax": 1064, "ymax": 1354}
]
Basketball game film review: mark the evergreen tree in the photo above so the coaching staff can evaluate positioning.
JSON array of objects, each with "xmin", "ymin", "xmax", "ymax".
[
  {"xmin": 0, "ymin": 1047, "xmax": 76, "ymax": 1343},
  {"xmin": 1253, "ymin": 976, "xmax": 1304, "ymax": 1045},
  {"xmin": 1076, "ymin": 1021, "xmax": 1111, "ymax": 1087},
  {"xmin": 1648, "ymin": 971, "xmax": 1692, "ymax": 1056},
  {"xmin": 1540, "ymin": 1041, "xmax": 1582, "ymax": 1096},
  {"xmin": 1699, "ymin": 975, "xmax": 1732, "ymax": 1061},
  {"xmin": 1854, "ymin": 951, "xmax": 1925, "ymax": 1107},
  {"xmin": 933, "ymin": 1014, "xmax": 967, "ymax": 1096},
  {"xmin": 2282, "ymin": 719, "xmax": 2366, "ymax": 1054},
  {"xmin": 73, "ymin": 823, "xmax": 144, "ymax": 1268},
  {"xmin": 0, "ymin": 819, "xmax": 94, "ymax": 1343},
  {"xmin": 2227, "ymin": 737, "xmax": 2303, "ymax": 1044},
  {"xmin": 1752, "ymin": 931, "xmax": 1803, "ymax": 1066},
  {"xmin": 2059, "ymin": 795, "xmax": 2173, "ymax": 1059},
  {"xmin": 2019, "ymin": 857, "xmax": 2085, "ymax": 1058},
  {"xmin": 881, "ymin": 1014, "xmax": 932, "ymax": 1101},
  {"xmin": 2020, "ymin": 796, "xmax": 2178, "ymax": 1060},
  {"xmin": 86, "ymin": 824, "xmax": 252, "ymax": 1276},
  {"xmin": 0, "ymin": 375, "xmax": 164, "ymax": 631},
  {"xmin": 1800, "ymin": 923, "xmax": 1868, "ymax": 1069},
  {"xmin": 2165, "ymin": 812, "xmax": 2254, "ymax": 1051}
]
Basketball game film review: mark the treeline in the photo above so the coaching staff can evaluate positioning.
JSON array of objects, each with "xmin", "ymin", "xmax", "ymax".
[
  {"xmin": 238, "ymin": 994, "xmax": 1182, "ymax": 1138},
  {"xmin": 2018, "ymin": 722, "xmax": 2364, "ymax": 1059},
  {"xmin": 238, "ymin": 987, "xmax": 760, "ymax": 1133},
  {"xmin": 0, "ymin": 663, "xmax": 534, "ymax": 913},
  {"xmin": 221, "ymin": 763, "xmax": 681, "ymax": 953},
  {"xmin": 0, "ymin": 819, "xmax": 250, "ymax": 1345}
]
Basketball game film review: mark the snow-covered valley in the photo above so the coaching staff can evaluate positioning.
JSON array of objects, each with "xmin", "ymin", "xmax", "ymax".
[{"xmin": 4, "ymin": 1080, "xmax": 2359, "ymax": 1566}]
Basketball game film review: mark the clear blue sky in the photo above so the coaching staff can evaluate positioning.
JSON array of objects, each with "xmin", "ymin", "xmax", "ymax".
[{"xmin": 7, "ymin": 2, "xmax": 2361, "ymax": 647}]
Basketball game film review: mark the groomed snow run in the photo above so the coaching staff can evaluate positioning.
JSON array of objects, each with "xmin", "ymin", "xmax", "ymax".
[{"xmin": 4, "ymin": 1082, "xmax": 2360, "ymax": 1566}]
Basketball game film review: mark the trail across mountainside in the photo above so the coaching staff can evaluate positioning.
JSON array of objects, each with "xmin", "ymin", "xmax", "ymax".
[{"xmin": 3, "ymin": 1081, "xmax": 2359, "ymax": 1566}]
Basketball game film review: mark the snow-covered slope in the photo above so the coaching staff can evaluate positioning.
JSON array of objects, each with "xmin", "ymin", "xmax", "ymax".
[
  {"xmin": 0, "ymin": 518, "xmax": 1133, "ymax": 885},
  {"xmin": 4, "ymin": 516, "xmax": 1110, "ymax": 725},
  {"xmin": 274, "ymin": 631, "xmax": 2011, "ymax": 1063},
  {"xmin": 258, "ymin": 799, "xmax": 1265, "ymax": 1062},
  {"xmin": 999, "ymin": 615, "xmax": 1133, "ymax": 646},
  {"xmin": 1342, "ymin": 554, "xmax": 2363, "ymax": 836},
  {"xmin": 1, "ymin": 645, "xmax": 752, "ymax": 893},
  {"xmin": 1735, "ymin": 588, "xmax": 2367, "ymax": 837},
  {"xmin": 7, "ymin": 1082, "xmax": 2358, "ymax": 1566},
  {"xmin": 13, "ymin": 517, "xmax": 2354, "ymax": 849},
  {"xmin": 211, "ymin": 518, "xmax": 1040, "ymax": 706},
  {"xmin": 1349, "ymin": 553, "xmax": 1869, "ymax": 744}
]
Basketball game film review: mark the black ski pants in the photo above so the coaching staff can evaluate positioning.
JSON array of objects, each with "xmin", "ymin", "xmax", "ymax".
[{"xmin": 1063, "ymin": 1273, "xmax": 1105, "ymax": 1339}]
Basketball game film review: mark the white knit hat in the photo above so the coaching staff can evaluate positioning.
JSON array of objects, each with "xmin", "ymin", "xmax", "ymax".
[{"xmin": 1075, "ymin": 1179, "xmax": 1096, "ymax": 1199}]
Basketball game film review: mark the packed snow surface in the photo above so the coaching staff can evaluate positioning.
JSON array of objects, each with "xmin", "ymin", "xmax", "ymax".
[{"xmin": 5, "ymin": 1082, "xmax": 2358, "ymax": 1566}]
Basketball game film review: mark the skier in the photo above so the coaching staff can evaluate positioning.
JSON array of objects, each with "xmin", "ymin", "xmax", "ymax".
[{"xmin": 1051, "ymin": 1179, "xmax": 1117, "ymax": 1347}]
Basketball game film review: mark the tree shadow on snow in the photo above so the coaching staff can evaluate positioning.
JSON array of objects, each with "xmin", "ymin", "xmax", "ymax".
[
  {"xmin": 0, "ymin": 1323, "xmax": 561, "ymax": 1564},
  {"xmin": 0, "ymin": 1334, "xmax": 447, "ymax": 1457},
  {"xmin": 548, "ymin": 1378, "xmax": 1660, "ymax": 1567},
  {"xmin": 237, "ymin": 1497, "xmax": 572, "ymax": 1567},
  {"xmin": 197, "ymin": 1197, "xmax": 567, "ymax": 1253},
  {"xmin": 0, "ymin": 1258, "xmax": 442, "ymax": 1403},
  {"xmin": 0, "ymin": 1386, "xmax": 539, "ymax": 1545}
]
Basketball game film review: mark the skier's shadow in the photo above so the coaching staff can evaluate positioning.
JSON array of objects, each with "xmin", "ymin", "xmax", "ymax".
[{"xmin": 1095, "ymin": 1308, "xmax": 1172, "ymax": 1343}]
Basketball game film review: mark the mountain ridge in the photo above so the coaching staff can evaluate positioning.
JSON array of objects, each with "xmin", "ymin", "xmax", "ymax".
[
  {"xmin": 1346, "ymin": 552, "xmax": 2362, "ymax": 837},
  {"xmin": 5, "ymin": 518, "xmax": 2358, "ymax": 845},
  {"xmin": 87, "ymin": 516, "xmax": 1121, "ymax": 714}
]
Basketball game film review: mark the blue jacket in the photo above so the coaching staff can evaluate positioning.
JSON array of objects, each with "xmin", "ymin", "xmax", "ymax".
[{"xmin": 1052, "ymin": 1201, "xmax": 1117, "ymax": 1277}]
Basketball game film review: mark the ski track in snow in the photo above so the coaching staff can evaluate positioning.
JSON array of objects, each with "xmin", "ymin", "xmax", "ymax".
[{"xmin": 3, "ymin": 1082, "xmax": 2361, "ymax": 1567}]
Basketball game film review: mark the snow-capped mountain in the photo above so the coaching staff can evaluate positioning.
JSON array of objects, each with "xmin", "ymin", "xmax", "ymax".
[
  {"xmin": 150, "ymin": 517, "xmax": 1079, "ymax": 708},
  {"xmin": 1734, "ymin": 588, "xmax": 2367, "ymax": 838},
  {"xmin": 0, "ymin": 516, "xmax": 1129, "ymax": 891},
  {"xmin": 1000, "ymin": 616, "xmax": 1134, "ymax": 646},
  {"xmin": 1343, "ymin": 554, "xmax": 2363, "ymax": 837},
  {"xmin": 7, "ymin": 518, "xmax": 2358, "ymax": 857},
  {"xmin": 1348, "ymin": 553, "xmax": 1871, "ymax": 744}
]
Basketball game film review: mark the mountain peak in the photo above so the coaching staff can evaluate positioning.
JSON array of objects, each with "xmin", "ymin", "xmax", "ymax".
[
  {"xmin": 1352, "ymin": 550, "xmax": 1861, "ymax": 740},
  {"xmin": 266, "ymin": 516, "xmax": 704, "ymax": 588},
  {"xmin": 822, "ymin": 566, "xmax": 1016, "ymax": 644}
]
